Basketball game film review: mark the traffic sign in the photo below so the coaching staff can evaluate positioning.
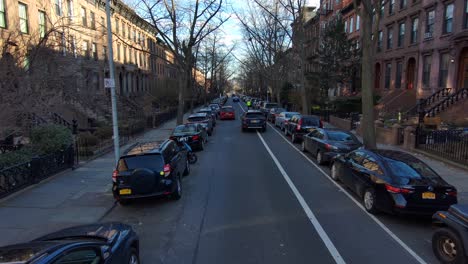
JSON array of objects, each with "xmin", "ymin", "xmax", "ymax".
[{"xmin": 104, "ymin": 78, "xmax": 115, "ymax": 88}]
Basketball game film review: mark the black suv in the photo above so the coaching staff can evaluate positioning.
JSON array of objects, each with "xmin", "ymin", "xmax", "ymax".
[
  {"xmin": 241, "ymin": 110, "xmax": 267, "ymax": 132},
  {"xmin": 285, "ymin": 114, "xmax": 323, "ymax": 143},
  {"xmin": 112, "ymin": 140, "xmax": 189, "ymax": 205}
]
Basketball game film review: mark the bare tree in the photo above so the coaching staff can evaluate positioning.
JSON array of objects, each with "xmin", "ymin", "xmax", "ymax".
[{"xmin": 138, "ymin": 0, "xmax": 229, "ymax": 124}]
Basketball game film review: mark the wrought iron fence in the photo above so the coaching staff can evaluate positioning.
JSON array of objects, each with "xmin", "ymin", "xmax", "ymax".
[
  {"xmin": 415, "ymin": 129, "xmax": 468, "ymax": 166},
  {"xmin": 313, "ymin": 110, "xmax": 360, "ymax": 130},
  {"xmin": 75, "ymin": 135, "xmax": 130, "ymax": 162},
  {"xmin": 0, "ymin": 146, "xmax": 75, "ymax": 199}
]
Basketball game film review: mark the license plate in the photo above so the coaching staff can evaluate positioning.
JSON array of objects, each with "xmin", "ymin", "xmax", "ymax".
[
  {"xmin": 179, "ymin": 137, "xmax": 188, "ymax": 142},
  {"xmin": 422, "ymin": 192, "xmax": 435, "ymax": 199},
  {"xmin": 308, "ymin": 128, "xmax": 316, "ymax": 132},
  {"xmin": 251, "ymin": 120, "xmax": 259, "ymax": 123},
  {"xmin": 119, "ymin": 189, "xmax": 132, "ymax": 195}
]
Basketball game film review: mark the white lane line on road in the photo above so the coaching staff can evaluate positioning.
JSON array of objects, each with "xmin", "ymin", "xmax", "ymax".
[
  {"xmin": 266, "ymin": 122, "xmax": 428, "ymax": 264},
  {"xmin": 256, "ymin": 131, "xmax": 346, "ymax": 264},
  {"xmin": 237, "ymin": 102, "xmax": 345, "ymax": 263}
]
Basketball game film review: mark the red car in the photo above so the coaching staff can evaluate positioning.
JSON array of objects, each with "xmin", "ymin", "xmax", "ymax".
[{"xmin": 220, "ymin": 106, "xmax": 235, "ymax": 120}]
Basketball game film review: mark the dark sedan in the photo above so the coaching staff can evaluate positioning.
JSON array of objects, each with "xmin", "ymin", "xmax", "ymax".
[
  {"xmin": 0, "ymin": 222, "xmax": 139, "ymax": 264},
  {"xmin": 330, "ymin": 149, "xmax": 458, "ymax": 215},
  {"xmin": 241, "ymin": 110, "xmax": 267, "ymax": 132},
  {"xmin": 301, "ymin": 128, "xmax": 362, "ymax": 164},
  {"xmin": 170, "ymin": 123, "xmax": 208, "ymax": 151}
]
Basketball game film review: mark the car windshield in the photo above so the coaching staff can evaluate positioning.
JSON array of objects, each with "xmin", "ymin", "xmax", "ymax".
[
  {"xmin": 302, "ymin": 117, "xmax": 320, "ymax": 126},
  {"xmin": 245, "ymin": 113, "xmax": 264, "ymax": 118},
  {"xmin": 222, "ymin": 108, "xmax": 234, "ymax": 112},
  {"xmin": 327, "ymin": 131, "xmax": 358, "ymax": 142},
  {"xmin": 118, "ymin": 155, "xmax": 164, "ymax": 171},
  {"xmin": 384, "ymin": 158, "xmax": 440, "ymax": 180},
  {"xmin": 174, "ymin": 125, "xmax": 196, "ymax": 133},
  {"xmin": 188, "ymin": 116, "xmax": 207, "ymax": 122}
]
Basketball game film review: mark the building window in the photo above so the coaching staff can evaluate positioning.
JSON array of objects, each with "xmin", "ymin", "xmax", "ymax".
[
  {"xmin": 123, "ymin": 46, "xmax": 127, "ymax": 63},
  {"xmin": 39, "ymin": 11, "xmax": 46, "ymax": 39},
  {"xmin": 71, "ymin": 35, "xmax": 77, "ymax": 58},
  {"xmin": 356, "ymin": 15, "xmax": 360, "ymax": 31},
  {"xmin": 127, "ymin": 25, "xmax": 130, "ymax": 39},
  {"xmin": 0, "ymin": 0, "xmax": 6, "ymax": 28},
  {"xmin": 465, "ymin": 0, "xmax": 468, "ymax": 28},
  {"xmin": 58, "ymin": 32, "xmax": 66, "ymax": 55},
  {"xmin": 423, "ymin": 55, "xmax": 431, "ymax": 87},
  {"xmin": 411, "ymin": 17, "xmax": 418, "ymax": 43},
  {"xmin": 67, "ymin": 0, "xmax": 73, "ymax": 19},
  {"xmin": 100, "ymin": 16, "xmax": 105, "ymax": 31},
  {"xmin": 55, "ymin": 0, "xmax": 62, "ymax": 16},
  {"xmin": 387, "ymin": 27, "xmax": 393, "ymax": 49},
  {"xmin": 350, "ymin": 16, "xmax": 354, "ymax": 33},
  {"xmin": 81, "ymin": 7, "xmax": 86, "ymax": 26},
  {"xmin": 444, "ymin": 4, "xmax": 454, "ymax": 34},
  {"xmin": 378, "ymin": 30, "xmax": 383, "ymax": 51},
  {"xmin": 103, "ymin": 45, "xmax": 107, "ymax": 60},
  {"xmin": 83, "ymin": 40, "xmax": 89, "ymax": 58},
  {"xmin": 356, "ymin": 39, "xmax": 360, "ymax": 49},
  {"xmin": 439, "ymin": 53, "xmax": 450, "ymax": 87},
  {"xmin": 344, "ymin": 20, "xmax": 348, "ymax": 33},
  {"xmin": 380, "ymin": 0, "xmax": 385, "ymax": 17},
  {"xmin": 396, "ymin": 62, "xmax": 402, "ymax": 88},
  {"xmin": 18, "ymin": 3, "xmax": 28, "ymax": 34},
  {"xmin": 90, "ymin": 11, "xmax": 95, "ymax": 29},
  {"xmin": 425, "ymin": 10, "xmax": 435, "ymax": 38},
  {"xmin": 398, "ymin": 22, "xmax": 405, "ymax": 47},
  {"xmin": 92, "ymin": 42, "xmax": 97, "ymax": 60},
  {"xmin": 389, "ymin": 0, "xmax": 395, "ymax": 14},
  {"xmin": 400, "ymin": 0, "xmax": 407, "ymax": 9},
  {"xmin": 385, "ymin": 63, "xmax": 392, "ymax": 89},
  {"xmin": 117, "ymin": 43, "xmax": 121, "ymax": 61}
]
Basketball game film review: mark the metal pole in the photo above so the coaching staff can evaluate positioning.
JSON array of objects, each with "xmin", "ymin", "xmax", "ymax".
[{"xmin": 105, "ymin": 0, "xmax": 120, "ymax": 165}]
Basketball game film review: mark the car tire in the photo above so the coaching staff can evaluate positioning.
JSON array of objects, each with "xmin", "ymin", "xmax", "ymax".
[
  {"xmin": 316, "ymin": 151, "xmax": 324, "ymax": 165},
  {"xmin": 128, "ymin": 248, "xmax": 140, "ymax": 264},
  {"xmin": 291, "ymin": 133, "xmax": 297, "ymax": 143},
  {"xmin": 208, "ymin": 130, "xmax": 212, "ymax": 136},
  {"xmin": 284, "ymin": 128, "xmax": 288, "ymax": 136},
  {"xmin": 262, "ymin": 126, "xmax": 266, "ymax": 132},
  {"xmin": 363, "ymin": 188, "xmax": 379, "ymax": 214},
  {"xmin": 183, "ymin": 160, "xmax": 190, "ymax": 176},
  {"xmin": 172, "ymin": 175, "xmax": 182, "ymax": 200},
  {"xmin": 330, "ymin": 162, "xmax": 340, "ymax": 181},
  {"xmin": 301, "ymin": 141, "xmax": 307, "ymax": 152},
  {"xmin": 433, "ymin": 227, "xmax": 467, "ymax": 264}
]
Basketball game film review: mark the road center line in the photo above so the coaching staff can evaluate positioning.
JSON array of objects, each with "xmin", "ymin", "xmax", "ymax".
[
  {"xmin": 237, "ymin": 102, "xmax": 345, "ymax": 263},
  {"xmin": 236, "ymin": 101, "xmax": 426, "ymax": 264}
]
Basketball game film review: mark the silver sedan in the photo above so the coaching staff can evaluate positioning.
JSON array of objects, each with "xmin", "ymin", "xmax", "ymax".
[{"xmin": 275, "ymin": 112, "xmax": 300, "ymax": 131}]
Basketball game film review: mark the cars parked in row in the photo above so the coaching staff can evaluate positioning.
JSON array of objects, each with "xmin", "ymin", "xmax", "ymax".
[
  {"xmin": 187, "ymin": 113, "xmax": 213, "ymax": 136},
  {"xmin": 275, "ymin": 111, "xmax": 300, "ymax": 131},
  {"xmin": 267, "ymin": 107, "xmax": 287, "ymax": 123},
  {"xmin": 0, "ymin": 222, "xmax": 140, "ymax": 264},
  {"xmin": 197, "ymin": 108, "xmax": 217, "ymax": 126},
  {"xmin": 170, "ymin": 123, "xmax": 208, "ymax": 151},
  {"xmin": 284, "ymin": 114, "xmax": 323, "ymax": 143},
  {"xmin": 241, "ymin": 110, "xmax": 267, "ymax": 132},
  {"xmin": 260, "ymin": 102, "xmax": 279, "ymax": 116}
]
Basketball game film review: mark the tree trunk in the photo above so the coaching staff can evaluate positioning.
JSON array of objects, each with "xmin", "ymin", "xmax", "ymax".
[
  {"xmin": 176, "ymin": 75, "xmax": 185, "ymax": 125},
  {"xmin": 360, "ymin": 11, "xmax": 377, "ymax": 148},
  {"xmin": 299, "ymin": 34, "xmax": 309, "ymax": 114}
]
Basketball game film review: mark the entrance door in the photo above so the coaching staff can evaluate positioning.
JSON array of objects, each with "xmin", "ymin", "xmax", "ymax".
[
  {"xmin": 374, "ymin": 63, "xmax": 381, "ymax": 89},
  {"xmin": 458, "ymin": 48, "xmax": 468, "ymax": 89},
  {"xmin": 406, "ymin": 58, "xmax": 416, "ymax": 90}
]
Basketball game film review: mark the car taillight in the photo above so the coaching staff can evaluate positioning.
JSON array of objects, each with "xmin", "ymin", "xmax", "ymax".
[
  {"xmin": 446, "ymin": 190, "xmax": 457, "ymax": 197},
  {"xmin": 169, "ymin": 136, "xmax": 176, "ymax": 141},
  {"xmin": 320, "ymin": 120, "xmax": 324, "ymax": 128},
  {"xmin": 192, "ymin": 135, "xmax": 200, "ymax": 140},
  {"xmin": 385, "ymin": 184, "xmax": 414, "ymax": 194},
  {"xmin": 163, "ymin": 164, "xmax": 172, "ymax": 177},
  {"xmin": 112, "ymin": 170, "xmax": 118, "ymax": 182},
  {"xmin": 297, "ymin": 119, "xmax": 302, "ymax": 130},
  {"xmin": 325, "ymin": 144, "xmax": 338, "ymax": 151}
]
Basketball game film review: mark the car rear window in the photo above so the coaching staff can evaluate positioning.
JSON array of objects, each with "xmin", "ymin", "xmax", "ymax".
[
  {"xmin": 188, "ymin": 116, "xmax": 207, "ymax": 122},
  {"xmin": 174, "ymin": 125, "xmax": 196, "ymax": 133},
  {"xmin": 118, "ymin": 155, "xmax": 164, "ymax": 172},
  {"xmin": 222, "ymin": 108, "xmax": 234, "ymax": 112},
  {"xmin": 265, "ymin": 103, "xmax": 278, "ymax": 109},
  {"xmin": 327, "ymin": 131, "xmax": 358, "ymax": 142},
  {"xmin": 198, "ymin": 110, "xmax": 212, "ymax": 115},
  {"xmin": 245, "ymin": 113, "xmax": 264, "ymax": 118},
  {"xmin": 302, "ymin": 117, "xmax": 320, "ymax": 126},
  {"xmin": 285, "ymin": 112, "xmax": 299, "ymax": 118},
  {"xmin": 384, "ymin": 158, "xmax": 440, "ymax": 180},
  {"xmin": 274, "ymin": 108, "xmax": 286, "ymax": 113}
]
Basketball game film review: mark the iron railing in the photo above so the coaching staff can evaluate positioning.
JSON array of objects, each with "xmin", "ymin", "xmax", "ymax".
[
  {"xmin": 425, "ymin": 88, "xmax": 467, "ymax": 118},
  {"xmin": 0, "ymin": 146, "xmax": 75, "ymax": 198},
  {"xmin": 415, "ymin": 128, "xmax": 468, "ymax": 166}
]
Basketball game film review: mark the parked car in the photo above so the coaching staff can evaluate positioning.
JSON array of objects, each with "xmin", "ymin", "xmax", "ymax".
[
  {"xmin": 197, "ymin": 108, "xmax": 217, "ymax": 127},
  {"xmin": 233, "ymin": 96, "xmax": 240, "ymax": 102},
  {"xmin": 220, "ymin": 106, "xmax": 236, "ymax": 120},
  {"xmin": 267, "ymin": 107, "xmax": 287, "ymax": 123},
  {"xmin": 261, "ymin": 102, "xmax": 280, "ymax": 116},
  {"xmin": 275, "ymin": 111, "xmax": 300, "ymax": 131},
  {"xmin": 432, "ymin": 205, "xmax": 468, "ymax": 263},
  {"xmin": 0, "ymin": 222, "xmax": 140, "ymax": 264},
  {"xmin": 112, "ymin": 140, "xmax": 189, "ymax": 204},
  {"xmin": 170, "ymin": 123, "xmax": 208, "ymax": 151},
  {"xmin": 330, "ymin": 149, "xmax": 458, "ymax": 215},
  {"xmin": 209, "ymin": 103, "xmax": 221, "ymax": 117},
  {"xmin": 285, "ymin": 115, "xmax": 323, "ymax": 143},
  {"xmin": 241, "ymin": 110, "xmax": 267, "ymax": 132},
  {"xmin": 187, "ymin": 113, "xmax": 213, "ymax": 136},
  {"xmin": 301, "ymin": 128, "xmax": 362, "ymax": 165}
]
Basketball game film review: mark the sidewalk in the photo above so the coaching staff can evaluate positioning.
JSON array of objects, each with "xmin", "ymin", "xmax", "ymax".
[{"xmin": 0, "ymin": 112, "xmax": 193, "ymax": 246}]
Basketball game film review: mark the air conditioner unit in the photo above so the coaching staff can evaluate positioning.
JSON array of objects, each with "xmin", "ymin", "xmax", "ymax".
[{"xmin": 424, "ymin": 32, "xmax": 433, "ymax": 39}]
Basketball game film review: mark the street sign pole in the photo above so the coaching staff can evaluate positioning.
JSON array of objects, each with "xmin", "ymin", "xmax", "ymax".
[{"xmin": 105, "ymin": 0, "xmax": 120, "ymax": 165}]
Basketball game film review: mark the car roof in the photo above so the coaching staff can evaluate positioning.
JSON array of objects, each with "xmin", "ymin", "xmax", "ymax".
[
  {"xmin": 222, "ymin": 105, "xmax": 233, "ymax": 108},
  {"xmin": 198, "ymin": 108, "xmax": 212, "ymax": 112},
  {"xmin": 322, "ymin": 128, "xmax": 352, "ymax": 133},
  {"xmin": 124, "ymin": 140, "xmax": 168, "ymax": 156},
  {"xmin": 189, "ymin": 113, "xmax": 207, "ymax": 118},
  {"xmin": 370, "ymin": 149, "xmax": 421, "ymax": 163},
  {"xmin": 246, "ymin": 110, "xmax": 262, "ymax": 113}
]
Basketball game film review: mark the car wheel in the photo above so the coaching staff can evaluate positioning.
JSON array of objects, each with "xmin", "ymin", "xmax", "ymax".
[
  {"xmin": 208, "ymin": 130, "xmax": 212, "ymax": 136},
  {"xmin": 291, "ymin": 133, "xmax": 297, "ymax": 143},
  {"xmin": 200, "ymin": 140, "xmax": 205, "ymax": 150},
  {"xmin": 316, "ymin": 151, "xmax": 324, "ymax": 165},
  {"xmin": 330, "ymin": 162, "xmax": 340, "ymax": 181},
  {"xmin": 172, "ymin": 175, "xmax": 182, "ymax": 200},
  {"xmin": 284, "ymin": 128, "xmax": 288, "ymax": 136},
  {"xmin": 128, "ymin": 248, "xmax": 139, "ymax": 264},
  {"xmin": 301, "ymin": 141, "xmax": 307, "ymax": 152},
  {"xmin": 119, "ymin": 199, "xmax": 131, "ymax": 206},
  {"xmin": 183, "ymin": 160, "xmax": 190, "ymax": 176},
  {"xmin": 433, "ymin": 227, "xmax": 467, "ymax": 264},
  {"xmin": 363, "ymin": 188, "xmax": 379, "ymax": 214},
  {"xmin": 262, "ymin": 126, "xmax": 266, "ymax": 132}
]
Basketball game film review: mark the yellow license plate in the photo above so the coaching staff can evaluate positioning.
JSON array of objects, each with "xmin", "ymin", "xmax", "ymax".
[
  {"xmin": 422, "ymin": 192, "xmax": 435, "ymax": 199},
  {"xmin": 119, "ymin": 189, "xmax": 132, "ymax": 195}
]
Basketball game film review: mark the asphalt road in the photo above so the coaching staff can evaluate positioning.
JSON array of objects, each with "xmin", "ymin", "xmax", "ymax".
[{"xmin": 102, "ymin": 99, "xmax": 438, "ymax": 264}]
